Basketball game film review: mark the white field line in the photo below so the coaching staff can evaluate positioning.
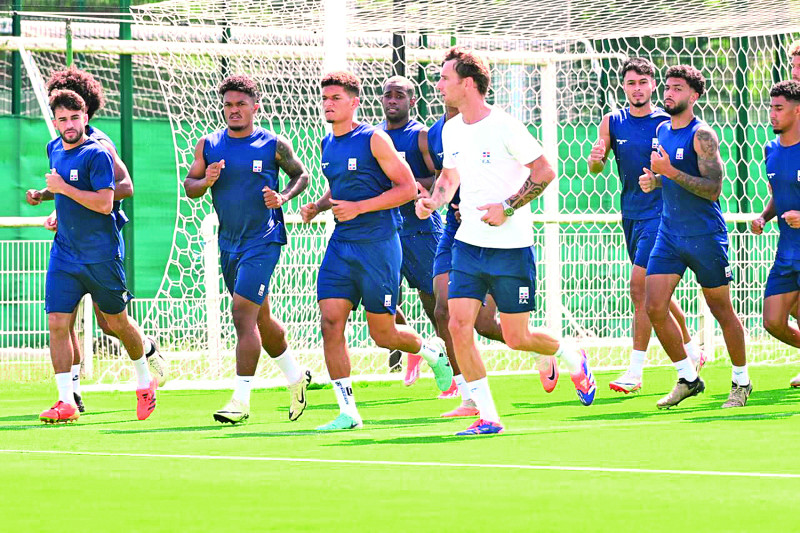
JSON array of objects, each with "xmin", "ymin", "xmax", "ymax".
[{"xmin": 1, "ymin": 449, "xmax": 798, "ymax": 479}]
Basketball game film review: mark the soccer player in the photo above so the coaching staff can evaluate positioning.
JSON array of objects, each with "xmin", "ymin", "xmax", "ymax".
[
  {"xmin": 25, "ymin": 67, "xmax": 167, "ymax": 413},
  {"xmin": 752, "ymin": 80, "xmax": 800, "ymax": 388},
  {"xmin": 640, "ymin": 65, "xmax": 751, "ymax": 409},
  {"xmin": 790, "ymin": 41, "xmax": 800, "ymax": 82},
  {"xmin": 184, "ymin": 75, "xmax": 312, "ymax": 424},
  {"xmin": 301, "ymin": 71, "xmax": 453, "ymax": 431},
  {"xmin": 417, "ymin": 47, "xmax": 596, "ymax": 436},
  {"xmin": 426, "ymin": 105, "xmax": 510, "ymax": 417},
  {"xmin": 587, "ymin": 58, "xmax": 703, "ymax": 394},
  {"xmin": 40, "ymin": 90, "xmax": 157, "ymax": 423},
  {"xmin": 26, "ymin": 67, "xmax": 166, "ymax": 413}
]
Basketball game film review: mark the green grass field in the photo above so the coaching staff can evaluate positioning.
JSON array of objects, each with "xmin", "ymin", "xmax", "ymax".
[{"xmin": 1, "ymin": 364, "xmax": 799, "ymax": 532}]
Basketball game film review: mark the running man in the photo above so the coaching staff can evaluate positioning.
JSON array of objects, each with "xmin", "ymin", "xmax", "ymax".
[{"xmin": 184, "ymin": 75, "xmax": 312, "ymax": 424}]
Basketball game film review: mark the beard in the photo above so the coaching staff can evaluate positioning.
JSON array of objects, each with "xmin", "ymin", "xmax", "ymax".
[
  {"xmin": 59, "ymin": 126, "xmax": 83, "ymax": 144},
  {"xmin": 227, "ymin": 122, "xmax": 247, "ymax": 131},
  {"xmin": 773, "ymin": 126, "xmax": 783, "ymax": 134},
  {"xmin": 664, "ymin": 100, "xmax": 688, "ymax": 116},
  {"xmin": 630, "ymin": 99, "xmax": 648, "ymax": 108}
]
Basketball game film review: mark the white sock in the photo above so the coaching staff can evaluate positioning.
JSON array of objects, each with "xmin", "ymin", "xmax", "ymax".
[
  {"xmin": 454, "ymin": 374, "xmax": 471, "ymax": 401},
  {"xmin": 55, "ymin": 372, "xmax": 75, "ymax": 405},
  {"xmin": 71, "ymin": 364, "xmax": 81, "ymax": 396},
  {"xmin": 332, "ymin": 378, "xmax": 360, "ymax": 420},
  {"xmin": 233, "ymin": 375, "xmax": 253, "ymax": 404},
  {"xmin": 674, "ymin": 357, "xmax": 698, "ymax": 382},
  {"xmin": 143, "ymin": 336, "xmax": 155, "ymax": 357},
  {"xmin": 415, "ymin": 340, "xmax": 442, "ymax": 367},
  {"xmin": 554, "ymin": 340, "xmax": 582, "ymax": 374},
  {"xmin": 732, "ymin": 364, "xmax": 750, "ymax": 386},
  {"xmin": 684, "ymin": 340, "xmax": 698, "ymax": 363},
  {"xmin": 466, "ymin": 377, "xmax": 500, "ymax": 423},
  {"xmin": 132, "ymin": 356, "xmax": 151, "ymax": 389},
  {"xmin": 272, "ymin": 350, "xmax": 302, "ymax": 385},
  {"xmin": 629, "ymin": 350, "xmax": 646, "ymax": 377}
]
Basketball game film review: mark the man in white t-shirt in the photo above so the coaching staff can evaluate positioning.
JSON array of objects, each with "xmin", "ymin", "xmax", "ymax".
[{"xmin": 416, "ymin": 47, "xmax": 597, "ymax": 436}]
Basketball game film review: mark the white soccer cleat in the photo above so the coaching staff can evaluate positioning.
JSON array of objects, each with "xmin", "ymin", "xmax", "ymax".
[
  {"xmin": 213, "ymin": 398, "xmax": 250, "ymax": 425},
  {"xmin": 790, "ymin": 372, "xmax": 800, "ymax": 388},
  {"xmin": 288, "ymin": 370, "xmax": 312, "ymax": 421},
  {"xmin": 609, "ymin": 371, "xmax": 642, "ymax": 394}
]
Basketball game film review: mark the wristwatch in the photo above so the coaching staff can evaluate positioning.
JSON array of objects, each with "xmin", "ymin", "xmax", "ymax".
[{"xmin": 501, "ymin": 200, "xmax": 515, "ymax": 217}]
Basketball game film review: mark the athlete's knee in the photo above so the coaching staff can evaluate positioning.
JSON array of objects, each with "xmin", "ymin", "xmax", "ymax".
[
  {"xmin": 630, "ymin": 281, "xmax": 646, "ymax": 310},
  {"xmin": 502, "ymin": 327, "xmax": 527, "ymax": 351},
  {"xmin": 448, "ymin": 313, "xmax": 473, "ymax": 341},
  {"xmin": 95, "ymin": 313, "xmax": 116, "ymax": 336},
  {"xmin": 645, "ymin": 294, "xmax": 670, "ymax": 322},
  {"xmin": 367, "ymin": 322, "xmax": 396, "ymax": 349},
  {"xmin": 231, "ymin": 306, "xmax": 257, "ymax": 334},
  {"xmin": 763, "ymin": 311, "xmax": 786, "ymax": 337},
  {"xmin": 48, "ymin": 314, "xmax": 71, "ymax": 335},
  {"xmin": 320, "ymin": 313, "xmax": 346, "ymax": 340},
  {"xmin": 434, "ymin": 299, "xmax": 450, "ymax": 332}
]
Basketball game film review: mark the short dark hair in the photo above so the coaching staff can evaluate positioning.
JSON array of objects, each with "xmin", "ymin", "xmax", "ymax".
[
  {"xmin": 49, "ymin": 89, "xmax": 87, "ymax": 113},
  {"xmin": 620, "ymin": 58, "xmax": 656, "ymax": 79},
  {"xmin": 46, "ymin": 67, "xmax": 104, "ymax": 120},
  {"xmin": 321, "ymin": 71, "xmax": 361, "ymax": 97},
  {"xmin": 770, "ymin": 80, "xmax": 800, "ymax": 102},
  {"xmin": 383, "ymin": 75, "xmax": 415, "ymax": 99},
  {"xmin": 443, "ymin": 46, "xmax": 491, "ymax": 96},
  {"xmin": 218, "ymin": 75, "xmax": 259, "ymax": 100},
  {"xmin": 665, "ymin": 65, "xmax": 706, "ymax": 96}
]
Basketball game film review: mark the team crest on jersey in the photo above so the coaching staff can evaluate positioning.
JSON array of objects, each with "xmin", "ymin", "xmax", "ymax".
[
  {"xmin": 518, "ymin": 287, "xmax": 529, "ymax": 305},
  {"xmin": 617, "ymin": 139, "xmax": 628, "ymax": 145},
  {"xmin": 651, "ymin": 138, "xmax": 659, "ymax": 149},
  {"xmin": 252, "ymin": 160, "xmax": 263, "ymax": 173},
  {"xmin": 384, "ymin": 294, "xmax": 392, "ymax": 307},
  {"xmin": 69, "ymin": 169, "xmax": 79, "ymax": 181},
  {"xmin": 676, "ymin": 148, "xmax": 684, "ymax": 160},
  {"xmin": 397, "ymin": 151, "xmax": 406, "ymax": 160},
  {"xmin": 348, "ymin": 158, "xmax": 358, "ymax": 170},
  {"xmin": 481, "ymin": 151, "xmax": 491, "ymax": 164}
]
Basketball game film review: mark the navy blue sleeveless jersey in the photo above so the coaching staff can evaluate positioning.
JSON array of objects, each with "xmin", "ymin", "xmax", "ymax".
[
  {"xmin": 47, "ymin": 136, "xmax": 120, "ymax": 263},
  {"xmin": 427, "ymin": 114, "xmax": 460, "ymax": 228},
  {"xmin": 657, "ymin": 118, "xmax": 726, "ymax": 236},
  {"xmin": 87, "ymin": 125, "xmax": 128, "ymax": 230},
  {"xmin": 766, "ymin": 138, "xmax": 800, "ymax": 260},
  {"xmin": 203, "ymin": 127, "xmax": 287, "ymax": 253},
  {"xmin": 608, "ymin": 107, "xmax": 668, "ymax": 220},
  {"xmin": 381, "ymin": 119, "xmax": 442, "ymax": 235},
  {"xmin": 321, "ymin": 123, "xmax": 401, "ymax": 242}
]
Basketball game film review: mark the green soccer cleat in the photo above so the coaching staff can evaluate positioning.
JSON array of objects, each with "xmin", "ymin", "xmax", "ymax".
[
  {"xmin": 315, "ymin": 413, "xmax": 362, "ymax": 431},
  {"xmin": 427, "ymin": 337, "xmax": 454, "ymax": 392},
  {"xmin": 213, "ymin": 398, "xmax": 250, "ymax": 425}
]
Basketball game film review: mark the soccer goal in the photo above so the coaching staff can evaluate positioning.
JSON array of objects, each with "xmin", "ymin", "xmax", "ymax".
[{"xmin": 1, "ymin": 0, "xmax": 798, "ymax": 389}]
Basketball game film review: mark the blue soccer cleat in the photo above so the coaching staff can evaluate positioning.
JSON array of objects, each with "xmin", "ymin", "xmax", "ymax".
[
  {"xmin": 570, "ymin": 350, "xmax": 596, "ymax": 406},
  {"xmin": 455, "ymin": 418, "xmax": 504, "ymax": 436},
  {"xmin": 316, "ymin": 413, "xmax": 363, "ymax": 431}
]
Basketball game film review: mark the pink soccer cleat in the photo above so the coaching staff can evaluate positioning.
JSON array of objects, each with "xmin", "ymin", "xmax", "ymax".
[
  {"xmin": 40, "ymin": 401, "xmax": 79, "ymax": 424},
  {"xmin": 538, "ymin": 356, "xmax": 559, "ymax": 393},
  {"xmin": 570, "ymin": 350, "xmax": 596, "ymax": 406},
  {"xmin": 441, "ymin": 399, "xmax": 479, "ymax": 418},
  {"xmin": 404, "ymin": 353, "xmax": 422, "ymax": 386},
  {"xmin": 136, "ymin": 377, "xmax": 158, "ymax": 420},
  {"xmin": 437, "ymin": 379, "xmax": 459, "ymax": 399}
]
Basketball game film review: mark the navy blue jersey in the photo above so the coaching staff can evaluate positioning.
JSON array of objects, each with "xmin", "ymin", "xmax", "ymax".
[
  {"xmin": 428, "ymin": 114, "xmax": 461, "ymax": 229},
  {"xmin": 381, "ymin": 119, "xmax": 442, "ymax": 235},
  {"xmin": 203, "ymin": 127, "xmax": 287, "ymax": 253},
  {"xmin": 321, "ymin": 123, "xmax": 401, "ymax": 242},
  {"xmin": 657, "ymin": 118, "xmax": 726, "ymax": 236},
  {"xmin": 766, "ymin": 138, "xmax": 800, "ymax": 260},
  {"xmin": 87, "ymin": 125, "xmax": 128, "ymax": 230},
  {"xmin": 608, "ymin": 107, "xmax": 669, "ymax": 220},
  {"xmin": 47, "ymin": 136, "xmax": 120, "ymax": 263}
]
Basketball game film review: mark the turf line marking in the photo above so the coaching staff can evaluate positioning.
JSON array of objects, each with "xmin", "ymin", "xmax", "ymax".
[{"xmin": 1, "ymin": 449, "xmax": 799, "ymax": 479}]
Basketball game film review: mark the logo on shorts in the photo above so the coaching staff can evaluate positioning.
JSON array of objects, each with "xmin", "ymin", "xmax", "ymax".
[
  {"xmin": 768, "ymin": 173, "xmax": 775, "ymax": 180},
  {"xmin": 122, "ymin": 291, "xmax": 130, "ymax": 302},
  {"xmin": 348, "ymin": 158, "xmax": 357, "ymax": 170},
  {"xmin": 321, "ymin": 161, "xmax": 330, "ymax": 170},
  {"xmin": 617, "ymin": 139, "xmax": 628, "ymax": 145},
  {"xmin": 69, "ymin": 169, "xmax": 79, "ymax": 181},
  {"xmin": 397, "ymin": 151, "xmax": 406, "ymax": 160},
  {"xmin": 676, "ymin": 148, "xmax": 684, "ymax": 160},
  {"xmin": 437, "ymin": 152, "xmax": 444, "ymax": 160},
  {"xmin": 384, "ymin": 294, "xmax": 392, "ymax": 307},
  {"xmin": 725, "ymin": 266, "xmax": 732, "ymax": 279},
  {"xmin": 796, "ymin": 170, "xmax": 800, "ymax": 182},
  {"xmin": 258, "ymin": 284, "xmax": 265, "ymax": 297},
  {"xmin": 651, "ymin": 138, "xmax": 659, "ymax": 149},
  {"xmin": 519, "ymin": 286, "xmax": 529, "ymax": 305},
  {"xmin": 252, "ymin": 160, "xmax": 263, "ymax": 172},
  {"xmin": 481, "ymin": 151, "xmax": 491, "ymax": 164}
]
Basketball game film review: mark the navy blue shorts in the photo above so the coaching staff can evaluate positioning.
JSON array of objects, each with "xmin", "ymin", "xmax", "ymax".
[
  {"xmin": 449, "ymin": 240, "xmax": 536, "ymax": 314},
  {"xmin": 220, "ymin": 242, "xmax": 282, "ymax": 305},
  {"xmin": 432, "ymin": 222, "xmax": 458, "ymax": 278},
  {"xmin": 317, "ymin": 235, "xmax": 402, "ymax": 314},
  {"xmin": 765, "ymin": 257, "xmax": 800, "ymax": 298},
  {"xmin": 45, "ymin": 256, "xmax": 132, "ymax": 315},
  {"xmin": 646, "ymin": 230, "xmax": 732, "ymax": 288},
  {"xmin": 400, "ymin": 230, "xmax": 441, "ymax": 294},
  {"xmin": 622, "ymin": 217, "xmax": 660, "ymax": 268}
]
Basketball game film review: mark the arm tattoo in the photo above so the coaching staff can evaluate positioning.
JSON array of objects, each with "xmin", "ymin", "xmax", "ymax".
[
  {"xmin": 507, "ymin": 170, "xmax": 549, "ymax": 209},
  {"xmin": 669, "ymin": 128, "xmax": 723, "ymax": 201},
  {"xmin": 275, "ymin": 136, "xmax": 310, "ymax": 201}
]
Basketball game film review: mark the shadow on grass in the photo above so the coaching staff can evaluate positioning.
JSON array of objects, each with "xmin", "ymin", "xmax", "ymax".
[
  {"xmin": 99, "ymin": 425, "xmax": 229, "ymax": 435},
  {"xmin": 322, "ymin": 433, "xmax": 514, "ymax": 446}
]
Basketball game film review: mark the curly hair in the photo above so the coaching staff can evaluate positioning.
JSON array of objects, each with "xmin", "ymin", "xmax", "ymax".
[
  {"xmin": 46, "ymin": 67, "xmax": 104, "ymax": 120},
  {"xmin": 443, "ymin": 46, "xmax": 491, "ymax": 96},
  {"xmin": 789, "ymin": 41, "xmax": 800, "ymax": 57},
  {"xmin": 770, "ymin": 80, "xmax": 800, "ymax": 102},
  {"xmin": 665, "ymin": 65, "xmax": 706, "ymax": 96},
  {"xmin": 49, "ymin": 89, "xmax": 87, "ymax": 113},
  {"xmin": 620, "ymin": 58, "xmax": 656, "ymax": 79},
  {"xmin": 321, "ymin": 71, "xmax": 361, "ymax": 97},
  {"xmin": 218, "ymin": 75, "xmax": 259, "ymax": 100}
]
